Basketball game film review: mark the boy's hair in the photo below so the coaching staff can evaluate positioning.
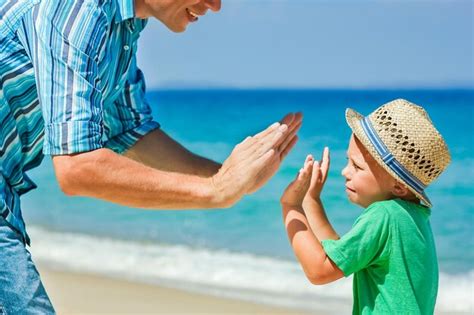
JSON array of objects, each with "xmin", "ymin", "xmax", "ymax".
[{"xmin": 345, "ymin": 99, "xmax": 450, "ymax": 207}]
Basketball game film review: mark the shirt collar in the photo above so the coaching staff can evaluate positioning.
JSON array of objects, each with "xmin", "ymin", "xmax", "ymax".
[{"xmin": 116, "ymin": 0, "xmax": 135, "ymax": 22}]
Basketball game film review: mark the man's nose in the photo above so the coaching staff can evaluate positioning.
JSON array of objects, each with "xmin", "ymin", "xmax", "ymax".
[{"xmin": 204, "ymin": 0, "xmax": 221, "ymax": 12}]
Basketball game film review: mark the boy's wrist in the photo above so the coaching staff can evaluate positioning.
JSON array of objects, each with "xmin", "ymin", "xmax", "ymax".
[
  {"xmin": 303, "ymin": 195, "xmax": 323, "ymax": 210},
  {"xmin": 281, "ymin": 202, "xmax": 304, "ymax": 211}
]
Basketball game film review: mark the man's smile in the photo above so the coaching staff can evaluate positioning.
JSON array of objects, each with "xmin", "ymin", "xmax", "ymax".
[{"xmin": 186, "ymin": 8, "xmax": 201, "ymax": 22}]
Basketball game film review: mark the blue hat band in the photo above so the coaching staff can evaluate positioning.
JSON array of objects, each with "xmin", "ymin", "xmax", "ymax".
[{"xmin": 360, "ymin": 117, "xmax": 426, "ymax": 195}]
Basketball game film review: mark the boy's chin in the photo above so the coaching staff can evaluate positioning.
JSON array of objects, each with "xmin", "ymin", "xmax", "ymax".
[{"xmin": 346, "ymin": 194, "xmax": 367, "ymax": 208}]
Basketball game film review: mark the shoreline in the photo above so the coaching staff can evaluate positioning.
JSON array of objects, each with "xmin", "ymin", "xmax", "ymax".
[{"xmin": 38, "ymin": 265, "xmax": 314, "ymax": 314}]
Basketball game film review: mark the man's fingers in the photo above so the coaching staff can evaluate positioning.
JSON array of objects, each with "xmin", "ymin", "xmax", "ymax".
[
  {"xmin": 239, "ymin": 121, "xmax": 281, "ymax": 152},
  {"xmin": 280, "ymin": 113, "xmax": 296, "ymax": 127},
  {"xmin": 270, "ymin": 112, "xmax": 301, "ymax": 152},
  {"xmin": 249, "ymin": 147, "xmax": 277, "ymax": 178},
  {"xmin": 243, "ymin": 112, "xmax": 301, "ymax": 157},
  {"xmin": 251, "ymin": 112, "xmax": 294, "ymax": 143},
  {"xmin": 288, "ymin": 112, "xmax": 303, "ymax": 130},
  {"xmin": 251, "ymin": 123, "xmax": 288, "ymax": 158},
  {"xmin": 280, "ymin": 136, "xmax": 298, "ymax": 161},
  {"xmin": 277, "ymin": 121, "xmax": 301, "ymax": 154}
]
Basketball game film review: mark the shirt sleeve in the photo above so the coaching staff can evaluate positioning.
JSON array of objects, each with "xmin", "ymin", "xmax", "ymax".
[
  {"xmin": 34, "ymin": 1, "xmax": 109, "ymax": 155},
  {"xmin": 321, "ymin": 202, "xmax": 392, "ymax": 276},
  {"xmin": 103, "ymin": 56, "xmax": 160, "ymax": 154}
]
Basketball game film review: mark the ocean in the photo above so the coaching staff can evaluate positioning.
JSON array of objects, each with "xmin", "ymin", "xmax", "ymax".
[{"xmin": 22, "ymin": 89, "xmax": 473, "ymax": 314}]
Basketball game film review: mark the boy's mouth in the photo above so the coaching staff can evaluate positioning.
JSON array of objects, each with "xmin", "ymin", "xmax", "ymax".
[{"xmin": 345, "ymin": 186, "xmax": 356, "ymax": 193}]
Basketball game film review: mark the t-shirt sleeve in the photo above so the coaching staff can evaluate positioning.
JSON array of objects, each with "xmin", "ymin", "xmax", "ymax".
[
  {"xmin": 321, "ymin": 203, "xmax": 391, "ymax": 276},
  {"xmin": 34, "ymin": 1, "xmax": 109, "ymax": 155},
  {"xmin": 102, "ymin": 57, "xmax": 160, "ymax": 154}
]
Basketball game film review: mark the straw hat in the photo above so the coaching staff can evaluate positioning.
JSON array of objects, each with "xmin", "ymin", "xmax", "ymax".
[{"xmin": 346, "ymin": 99, "xmax": 451, "ymax": 207}]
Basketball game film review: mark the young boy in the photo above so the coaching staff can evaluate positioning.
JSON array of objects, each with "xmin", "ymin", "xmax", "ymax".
[{"xmin": 280, "ymin": 99, "xmax": 450, "ymax": 314}]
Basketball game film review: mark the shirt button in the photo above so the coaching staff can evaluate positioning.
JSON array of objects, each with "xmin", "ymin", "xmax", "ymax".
[{"xmin": 123, "ymin": 45, "xmax": 130, "ymax": 51}]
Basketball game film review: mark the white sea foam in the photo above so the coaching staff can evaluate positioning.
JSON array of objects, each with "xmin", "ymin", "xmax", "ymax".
[{"xmin": 28, "ymin": 226, "xmax": 473, "ymax": 314}]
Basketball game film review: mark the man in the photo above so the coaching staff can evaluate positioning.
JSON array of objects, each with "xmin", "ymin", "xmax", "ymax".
[{"xmin": 0, "ymin": 0, "xmax": 301, "ymax": 313}]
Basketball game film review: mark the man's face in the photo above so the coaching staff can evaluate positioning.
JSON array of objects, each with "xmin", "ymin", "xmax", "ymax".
[
  {"xmin": 136, "ymin": 0, "xmax": 222, "ymax": 32},
  {"xmin": 341, "ymin": 134, "xmax": 396, "ymax": 208}
]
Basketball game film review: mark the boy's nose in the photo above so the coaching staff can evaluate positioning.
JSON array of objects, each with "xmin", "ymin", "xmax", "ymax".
[
  {"xmin": 341, "ymin": 166, "xmax": 349, "ymax": 179},
  {"xmin": 204, "ymin": 0, "xmax": 221, "ymax": 12}
]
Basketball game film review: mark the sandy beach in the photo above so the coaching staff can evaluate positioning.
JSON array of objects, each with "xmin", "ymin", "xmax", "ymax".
[{"xmin": 38, "ymin": 265, "xmax": 311, "ymax": 315}]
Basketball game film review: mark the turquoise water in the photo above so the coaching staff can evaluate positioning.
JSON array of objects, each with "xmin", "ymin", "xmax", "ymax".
[{"xmin": 22, "ymin": 89, "xmax": 473, "ymax": 313}]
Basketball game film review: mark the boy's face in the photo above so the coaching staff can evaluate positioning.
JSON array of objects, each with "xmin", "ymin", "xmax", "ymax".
[{"xmin": 341, "ymin": 134, "xmax": 396, "ymax": 208}]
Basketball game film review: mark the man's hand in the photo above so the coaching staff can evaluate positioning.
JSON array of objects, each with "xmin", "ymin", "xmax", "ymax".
[
  {"xmin": 211, "ymin": 113, "xmax": 302, "ymax": 208},
  {"xmin": 246, "ymin": 112, "xmax": 302, "ymax": 194},
  {"xmin": 304, "ymin": 147, "xmax": 330, "ymax": 204},
  {"xmin": 280, "ymin": 155, "xmax": 314, "ymax": 208}
]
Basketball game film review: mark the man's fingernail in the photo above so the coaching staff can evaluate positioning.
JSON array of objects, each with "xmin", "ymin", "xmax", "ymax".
[{"xmin": 279, "ymin": 124, "xmax": 288, "ymax": 132}]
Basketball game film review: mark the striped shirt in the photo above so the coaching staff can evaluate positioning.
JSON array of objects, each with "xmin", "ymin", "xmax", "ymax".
[{"xmin": 0, "ymin": 0, "xmax": 160, "ymax": 244}]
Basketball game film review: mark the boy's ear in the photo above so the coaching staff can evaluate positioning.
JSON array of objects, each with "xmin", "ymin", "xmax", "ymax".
[{"xmin": 391, "ymin": 181, "xmax": 409, "ymax": 197}]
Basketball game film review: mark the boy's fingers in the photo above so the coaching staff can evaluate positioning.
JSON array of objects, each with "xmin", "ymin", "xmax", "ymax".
[
  {"xmin": 312, "ymin": 160, "xmax": 321, "ymax": 181},
  {"xmin": 321, "ymin": 147, "xmax": 330, "ymax": 181},
  {"xmin": 302, "ymin": 161, "xmax": 313, "ymax": 182}
]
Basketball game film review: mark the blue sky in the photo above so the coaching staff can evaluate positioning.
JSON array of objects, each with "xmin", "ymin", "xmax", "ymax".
[{"xmin": 137, "ymin": 0, "xmax": 473, "ymax": 89}]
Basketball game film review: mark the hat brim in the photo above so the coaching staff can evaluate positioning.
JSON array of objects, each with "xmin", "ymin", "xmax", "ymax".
[{"xmin": 345, "ymin": 108, "xmax": 432, "ymax": 208}]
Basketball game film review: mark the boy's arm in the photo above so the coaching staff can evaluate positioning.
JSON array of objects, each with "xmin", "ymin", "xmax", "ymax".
[
  {"xmin": 280, "ymin": 158, "xmax": 344, "ymax": 285},
  {"xmin": 303, "ymin": 197, "xmax": 339, "ymax": 241},
  {"xmin": 283, "ymin": 204, "xmax": 344, "ymax": 285},
  {"xmin": 303, "ymin": 148, "xmax": 339, "ymax": 241}
]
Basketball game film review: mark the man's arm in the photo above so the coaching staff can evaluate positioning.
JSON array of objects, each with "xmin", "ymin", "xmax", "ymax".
[
  {"xmin": 123, "ymin": 128, "xmax": 221, "ymax": 177},
  {"xmin": 54, "ymin": 148, "xmax": 218, "ymax": 209},
  {"xmin": 123, "ymin": 112, "xmax": 302, "ymax": 183},
  {"xmin": 53, "ymin": 113, "xmax": 301, "ymax": 210}
]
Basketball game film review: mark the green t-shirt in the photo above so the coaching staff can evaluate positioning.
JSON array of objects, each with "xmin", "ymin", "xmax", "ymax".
[{"xmin": 322, "ymin": 199, "xmax": 438, "ymax": 315}]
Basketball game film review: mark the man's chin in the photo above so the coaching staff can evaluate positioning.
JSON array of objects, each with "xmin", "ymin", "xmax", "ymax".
[{"xmin": 166, "ymin": 22, "xmax": 188, "ymax": 33}]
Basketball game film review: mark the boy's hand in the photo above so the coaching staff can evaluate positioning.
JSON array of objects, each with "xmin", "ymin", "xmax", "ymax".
[
  {"xmin": 280, "ymin": 155, "xmax": 314, "ymax": 207},
  {"xmin": 305, "ymin": 147, "xmax": 330, "ymax": 202}
]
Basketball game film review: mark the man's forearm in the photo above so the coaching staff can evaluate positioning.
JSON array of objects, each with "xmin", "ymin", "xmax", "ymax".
[
  {"xmin": 53, "ymin": 148, "xmax": 221, "ymax": 209},
  {"xmin": 302, "ymin": 198, "xmax": 339, "ymax": 241},
  {"xmin": 124, "ymin": 129, "xmax": 221, "ymax": 177}
]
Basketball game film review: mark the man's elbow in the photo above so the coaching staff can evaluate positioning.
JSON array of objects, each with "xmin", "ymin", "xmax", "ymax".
[
  {"xmin": 54, "ymin": 162, "xmax": 79, "ymax": 196},
  {"xmin": 53, "ymin": 154, "xmax": 89, "ymax": 196},
  {"xmin": 57, "ymin": 176, "xmax": 78, "ymax": 196}
]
